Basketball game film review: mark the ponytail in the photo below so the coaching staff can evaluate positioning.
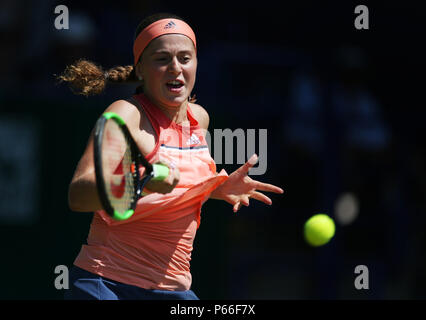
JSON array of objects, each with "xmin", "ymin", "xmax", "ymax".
[{"xmin": 56, "ymin": 59, "xmax": 140, "ymax": 97}]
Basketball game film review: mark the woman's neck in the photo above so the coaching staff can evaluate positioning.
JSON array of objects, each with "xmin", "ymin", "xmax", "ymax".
[
  {"xmin": 159, "ymin": 102, "xmax": 189, "ymax": 125},
  {"xmin": 145, "ymin": 93, "xmax": 189, "ymax": 125}
]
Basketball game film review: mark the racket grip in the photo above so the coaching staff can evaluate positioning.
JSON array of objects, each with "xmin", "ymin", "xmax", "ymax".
[{"xmin": 151, "ymin": 163, "xmax": 170, "ymax": 181}]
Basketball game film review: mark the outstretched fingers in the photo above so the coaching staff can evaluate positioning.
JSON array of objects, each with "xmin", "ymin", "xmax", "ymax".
[
  {"xmin": 233, "ymin": 195, "xmax": 250, "ymax": 212},
  {"xmin": 252, "ymin": 180, "xmax": 284, "ymax": 194},
  {"xmin": 236, "ymin": 154, "xmax": 259, "ymax": 175},
  {"xmin": 249, "ymin": 191, "xmax": 272, "ymax": 205}
]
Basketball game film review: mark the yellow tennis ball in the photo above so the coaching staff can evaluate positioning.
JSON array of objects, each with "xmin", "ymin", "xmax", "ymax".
[{"xmin": 304, "ymin": 214, "xmax": 335, "ymax": 246}]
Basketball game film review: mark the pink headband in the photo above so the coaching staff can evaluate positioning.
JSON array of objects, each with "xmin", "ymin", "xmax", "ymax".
[{"xmin": 133, "ymin": 18, "xmax": 197, "ymax": 65}]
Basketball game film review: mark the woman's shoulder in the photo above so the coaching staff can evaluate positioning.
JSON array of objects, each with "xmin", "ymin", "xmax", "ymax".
[
  {"xmin": 104, "ymin": 98, "xmax": 139, "ymax": 115},
  {"xmin": 189, "ymin": 103, "xmax": 209, "ymax": 130},
  {"xmin": 102, "ymin": 98, "xmax": 143, "ymax": 129}
]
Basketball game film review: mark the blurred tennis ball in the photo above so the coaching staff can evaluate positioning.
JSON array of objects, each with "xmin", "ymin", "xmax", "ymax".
[{"xmin": 304, "ymin": 214, "xmax": 335, "ymax": 247}]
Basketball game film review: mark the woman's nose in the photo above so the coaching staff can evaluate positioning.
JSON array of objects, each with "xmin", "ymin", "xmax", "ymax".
[{"xmin": 168, "ymin": 57, "xmax": 182, "ymax": 74}]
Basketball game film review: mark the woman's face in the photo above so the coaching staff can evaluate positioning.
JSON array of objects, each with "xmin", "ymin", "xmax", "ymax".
[{"xmin": 137, "ymin": 34, "xmax": 197, "ymax": 108}]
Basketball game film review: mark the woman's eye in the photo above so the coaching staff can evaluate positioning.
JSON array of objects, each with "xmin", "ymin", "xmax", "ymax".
[{"xmin": 154, "ymin": 55, "xmax": 169, "ymax": 62}]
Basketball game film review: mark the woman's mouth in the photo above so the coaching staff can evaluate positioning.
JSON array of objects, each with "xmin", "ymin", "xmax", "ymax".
[{"xmin": 166, "ymin": 80, "xmax": 184, "ymax": 93}]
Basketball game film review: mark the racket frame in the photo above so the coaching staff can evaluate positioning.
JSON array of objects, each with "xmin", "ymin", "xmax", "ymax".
[{"xmin": 94, "ymin": 112, "xmax": 155, "ymax": 220}]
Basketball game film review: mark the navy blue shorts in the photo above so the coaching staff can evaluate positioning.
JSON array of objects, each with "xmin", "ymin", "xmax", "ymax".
[{"xmin": 64, "ymin": 266, "xmax": 199, "ymax": 300}]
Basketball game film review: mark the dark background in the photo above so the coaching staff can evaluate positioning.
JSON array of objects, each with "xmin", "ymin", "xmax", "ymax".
[{"xmin": 1, "ymin": 0, "xmax": 425, "ymax": 299}]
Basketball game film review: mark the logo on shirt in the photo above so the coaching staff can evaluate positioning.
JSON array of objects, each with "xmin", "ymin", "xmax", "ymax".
[
  {"xmin": 186, "ymin": 133, "xmax": 201, "ymax": 146},
  {"xmin": 164, "ymin": 21, "xmax": 177, "ymax": 29}
]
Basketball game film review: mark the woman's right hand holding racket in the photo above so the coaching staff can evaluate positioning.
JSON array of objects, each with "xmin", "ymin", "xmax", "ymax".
[{"xmin": 143, "ymin": 160, "xmax": 180, "ymax": 194}]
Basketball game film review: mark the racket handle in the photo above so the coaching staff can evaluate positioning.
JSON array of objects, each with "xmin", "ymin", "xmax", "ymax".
[
  {"xmin": 151, "ymin": 163, "xmax": 170, "ymax": 181},
  {"xmin": 113, "ymin": 209, "xmax": 135, "ymax": 221}
]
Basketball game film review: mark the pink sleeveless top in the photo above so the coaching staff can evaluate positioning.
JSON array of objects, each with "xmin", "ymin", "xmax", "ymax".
[{"xmin": 74, "ymin": 94, "xmax": 228, "ymax": 291}]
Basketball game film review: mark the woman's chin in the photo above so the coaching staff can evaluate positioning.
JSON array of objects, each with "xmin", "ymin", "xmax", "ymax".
[{"xmin": 161, "ymin": 95, "xmax": 187, "ymax": 107}]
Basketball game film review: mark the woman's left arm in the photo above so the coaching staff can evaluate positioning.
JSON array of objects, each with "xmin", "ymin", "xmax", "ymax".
[{"xmin": 190, "ymin": 104, "xmax": 284, "ymax": 211}]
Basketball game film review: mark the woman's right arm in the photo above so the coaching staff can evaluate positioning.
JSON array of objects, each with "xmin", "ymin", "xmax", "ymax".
[
  {"xmin": 68, "ymin": 127, "xmax": 102, "ymax": 212},
  {"xmin": 68, "ymin": 99, "xmax": 139, "ymax": 212},
  {"xmin": 68, "ymin": 99, "xmax": 180, "ymax": 212}
]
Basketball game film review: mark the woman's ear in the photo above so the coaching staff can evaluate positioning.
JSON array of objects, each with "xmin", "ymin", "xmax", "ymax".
[{"xmin": 135, "ymin": 63, "xmax": 143, "ymax": 81}]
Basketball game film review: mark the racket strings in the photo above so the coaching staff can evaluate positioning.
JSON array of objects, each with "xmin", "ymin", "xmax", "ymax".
[{"xmin": 102, "ymin": 120, "xmax": 136, "ymax": 213}]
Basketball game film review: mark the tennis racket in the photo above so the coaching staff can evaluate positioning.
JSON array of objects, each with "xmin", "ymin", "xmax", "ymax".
[{"xmin": 93, "ymin": 112, "xmax": 169, "ymax": 221}]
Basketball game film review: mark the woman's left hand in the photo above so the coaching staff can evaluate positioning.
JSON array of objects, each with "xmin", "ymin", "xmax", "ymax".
[{"xmin": 210, "ymin": 154, "xmax": 284, "ymax": 212}]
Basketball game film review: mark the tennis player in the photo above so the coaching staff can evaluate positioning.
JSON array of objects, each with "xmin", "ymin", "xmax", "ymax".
[{"xmin": 61, "ymin": 12, "xmax": 284, "ymax": 300}]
